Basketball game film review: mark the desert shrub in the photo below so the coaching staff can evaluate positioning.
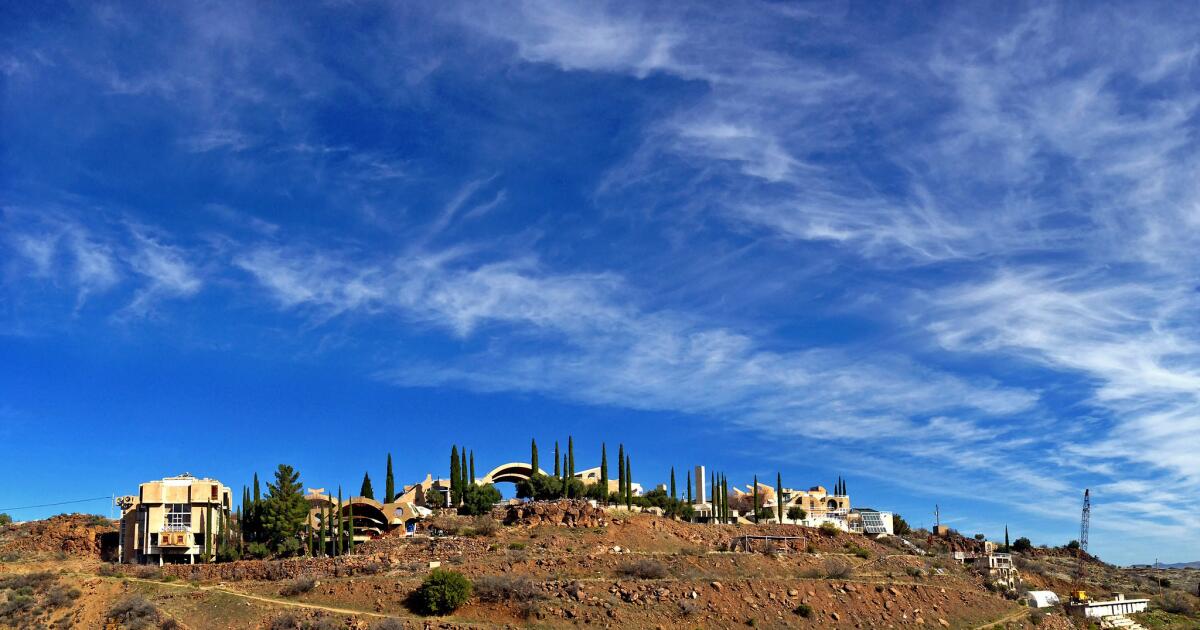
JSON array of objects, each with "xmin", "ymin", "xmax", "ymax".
[
  {"xmin": 0, "ymin": 552, "xmax": 18, "ymax": 563},
  {"xmin": 97, "ymin": 563, "xmax": 125, "ymax": 578},
  {"xmin": 1029, "ymin": 610, "xmax": 1045, "ymax": 625},
  {"xmin": 0, "ymin": 571, "xmax": 56, "ymax": 590},
  {"xmin": 1158, "ymin": 577, "xmax": 1172, "ymax": 588},
  {"xmin": 507, "ymin": 542, "xmax": 526, "ymax": 550},
  {"xmin": 269, "ymin": 612, "xmax": 301, "ymax": 629},
  {"xmin": 44, "ymin": 585, "xmax": 81, "ymax": 608},
  {"xmin": 371, "ymin": 620, "xmax": 406, "ymax": 630},
  {"xmin": 823, "ymin": 558, "xmax": 853, "ymax": 579},
  {"xmin": 848, "ymin": 545, "xmax": 870, "ymax": 559},
  {"xmin": 474, "ymin": 574, "xmax": 541, "ymax": 602},
  {"xmin": 518, "ymin": 600, "xmax": 540, "ymax": 619},
  {"xmin": 806, "ymin": 543, "xmax": 817, "ymax": 554},
  {"xmin": 819, "ymin": 522, "xmax": 840, "ymax": 537},
  {"xmin": 466, "ymin": 515, "xmax": 499, "ymax": 537},
  {"xmin": 428, "ymin": 515, "xmax": 466, "ymax": 536},
  {"xmin": 356, "ymin": 561, "xmax": 383, "ymax": 575},
  {"xmin": 678, "ymin": 599, "xmax": 700, "ymax": 616},
  {"xmin": 1154, "ymin": 591, "xmax": 1195, "ymax": 615},
  {"xmin": 798, "ymin": 566, "xmax": 822, "ymax": 579},
  {"xmin": 302, "ymin": 617, "xmax": 344, "ymax": 630},
  {"xmin": 411, "ymin": 569, "xmax": 472, "ymax": 615},
  {"xmin": 280, "ymin": 576, "xmax": 317, "ymax": 597},
  {"xmin": 107, "ymin": 594, "xmax": 159, "ymax": 629},
  {"xmin": 616, "ymin": 559, "xmax": 668, "ymax": 579},
  {"xmin": 0, "ymin": 513, "xmax": 11, "ymax": 526},
  {"xmin": 794, "ymin": 603, "xmax": 813, "ymax": 618},
  {"xmin": 130, "ymin": 565, "xmax": 162, "ymax": 580},
  {"xmin": 161, "ymin": 619, "xmax": 182, "ymax": 630}
]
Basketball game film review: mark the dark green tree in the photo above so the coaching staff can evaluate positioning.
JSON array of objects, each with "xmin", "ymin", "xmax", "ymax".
[
  {"xmin": 567, "ymin": 436, "xmax": 575, "ymax": 477},
  {"xmin": 625, "ymin": 454, "xmax": 632, "ymax": 509},
  {"xmin": 335, "ymin": 487, "xmax": 343, "ymax": 556},
  {"xmin": 599, "ymin": 443, "xmax": 608, "ymax": 500},
  {"xmin": 554, "ymin": 441, "xmax": 561, "ymax": 477},
  {"xmin": 202, "ymin": 505, "xmax": 210, "ymax": 562},
  {"xmin": 531, "ymin": 439, "xmax": 539, "ymax": 475},
  {"xmin": 460, "ymin": 483, "xmax": 502, "ymax": 516},
  {"xmin": 461, "ymin": 450, "xmax": 468, "ymax": 489},
  {"xmin": 1004, "ymin": 525, "xmax": 1010, "ymax": 552},
  {"xmin": 776, "ymin": 473, "xmax": 783, "ymax": 523},
  {"xmin": 686, "ymin": 469, "xmax": 692, "ymax": 504},
  {"xmin": 617, "ymin": 444, "xmax": 625, "ymax": 497},
  {"xmin": 385, "ymin": 453, "xmax": 395, "ymax": 503},
  {"xmin": 360, "ymin": 472, "xmax": 375, "ymax": 500},
  {"xmin": 469, "ymin": 450, "xmax": 476, "ymax": 485},
  {"xmin": 261, "ymin": 464, "xmax": 309, "ymax": 556},
  {"xmin": 347, "ymin": 499, "xmax": 355, "ymax": 554},
  {"xmin": 753, "ymin": 475, "xmax": 759, "ymax": 522},
  {"xmin": 450, "ymin": 445, "xmax": 461, "ymax": 506}
]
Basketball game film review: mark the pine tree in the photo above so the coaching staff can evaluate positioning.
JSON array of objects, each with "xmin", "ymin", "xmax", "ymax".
[
  {"xmin": 262, "ymin": 464, "xmax": 309, "ymax": 556},
  {"xmin": 450, "ymin": 446, "xmax": 460, "ymax": 506},
  {"xmin": 531, "ymin": 439, "xmax": 539, "ymax": 475},
  {"xmin": 385, "ymin": 454, "xmax": 395, "ymax": 503},
  {"xmin": 776, "ymin": 473, "xmax": 784, "ymax": 523},
  {"xmin": 554, "ymin": 441, "xmax": 560, "ymax": 476},
  {"xmin": 599, "ymin": 443, "xmax": 608, "ymax": 499},
  {"xmin": 469, "ymin": 450, "xmax": 475, "ymax": 485},
  {"xmin": 360, "ymin": 472, "xmax": 375, "ymax": 499},
  {"xmin": 567, "ymin": 436, "xmax": 575, "ymax": 477},
  {"xmin": 670, "ymin": 467, "xmax": 676, "ymax": 500},
  {"xmin": 686, "ymin": 469, "xmax": 692, "ymax": 504}
]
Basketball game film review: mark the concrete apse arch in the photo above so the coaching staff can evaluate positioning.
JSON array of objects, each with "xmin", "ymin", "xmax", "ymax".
[{"xmin": 481, "ymin": 462, "xmax": 548, "ymax": 485}]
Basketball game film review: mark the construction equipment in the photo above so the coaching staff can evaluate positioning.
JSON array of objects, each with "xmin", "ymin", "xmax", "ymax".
[{"xmin": 1069, "ymin": 489, "xmax": 1091, "ymax": 604}]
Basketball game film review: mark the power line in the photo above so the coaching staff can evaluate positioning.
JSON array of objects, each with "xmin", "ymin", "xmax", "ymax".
[{"xmin": 0, "ymin": 496, "xmax": 111, "ymax": 512}]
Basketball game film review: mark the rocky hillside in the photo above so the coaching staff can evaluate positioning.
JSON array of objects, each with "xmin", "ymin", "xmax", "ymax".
[{"xmin": 0, "ymin": 513, "xmax": 116, "ymax": 559}]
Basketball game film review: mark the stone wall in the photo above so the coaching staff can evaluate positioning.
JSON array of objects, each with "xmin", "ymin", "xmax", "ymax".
[{"xmin": 495, "ymin": 500, "xmax": 608, "ymax": 528}]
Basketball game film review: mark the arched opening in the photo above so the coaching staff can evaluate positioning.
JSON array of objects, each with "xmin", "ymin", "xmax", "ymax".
[{"xmin": 341, "ymin": 498, "xmax": 389, "ymax": 540}]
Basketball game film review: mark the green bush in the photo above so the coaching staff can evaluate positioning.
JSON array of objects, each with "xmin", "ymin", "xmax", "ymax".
[
  {"xmin": 507, "ymin": 542, "xmax": 526, "ymax": 550},
  {"xmin": 459, "ymin": 484, "xmax": 502, "ymax": 516},
  {"xmin": 819, "ymin": 522, "xmax": 840, "ymax": 537},
  {"xmin": 787, "ymin": 506, "xmax": 806, "ymax": 521},
  {"xmin": 0, "ymin": 513, "xmax": 12, "ymax": 526},
  {"xmin": 107, "ymin": 594, "xmax": 159, "ymax": 629},
  {"xmin": 1012, "ymin": 537, "xmax": 1033, "ymax": 552},
  {"xmin": 247, "ymin": 542, "xmax": 271, "ymax": 559},
  {"xmin": 412, "ymin": 569, "xmax": 472, "ymax": 615},
  {"xmin": 794, "ymin": 603, "xmax": 813, "ymax": 618}
]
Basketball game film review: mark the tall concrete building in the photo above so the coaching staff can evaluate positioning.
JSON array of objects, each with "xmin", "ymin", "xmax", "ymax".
[
  {"xmin": 694, "ymin": 465, "xmax": 706, "ymax": 504},
  {"xmin": 115, "ymin": 473, "xmax": 232, "ymax": 565}
]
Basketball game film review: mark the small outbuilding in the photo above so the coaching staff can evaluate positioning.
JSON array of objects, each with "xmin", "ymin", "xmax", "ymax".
[{"xmin": 1026, "ymin": 591, "xmax": 1060, "ymax": 608}]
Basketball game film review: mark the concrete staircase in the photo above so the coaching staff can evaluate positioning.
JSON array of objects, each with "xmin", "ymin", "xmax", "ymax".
[{"xmin": 1099, "ymin": 614, "xmax": 1146, "ymax": 630}]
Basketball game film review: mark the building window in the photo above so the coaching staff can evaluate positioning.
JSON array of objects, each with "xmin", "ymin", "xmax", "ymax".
[
  {"xmin": 211, "ymin": 485, "xmax": 218, "ymax": 500},
  {"xmin": 150, "ymin": 533, "xmax": 158, "ymax": 546},
  {"xmin": 165, "ymin": 504, "xmax": 189, "ymax": 531}
]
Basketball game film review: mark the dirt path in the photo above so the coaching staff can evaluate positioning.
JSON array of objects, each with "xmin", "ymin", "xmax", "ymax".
[
  {"xmin": 970, "ymin": 606, "xmax": 1028, "ymax": 629},
  {"xmin": 108, "ymin": 576, "xmax": 500, "ymax": 629}
]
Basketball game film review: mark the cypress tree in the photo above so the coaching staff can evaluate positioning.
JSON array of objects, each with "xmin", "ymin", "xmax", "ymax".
[
  {"xmin": 599, "ymin": 443, "xmax": 608, "ymax": 499},
  {"xmin": 324, "ymin": 502, "xmax": 332, "ymax": 556},
  {"xmin": 686, "ymin": 469, "xmax": 692, "ymax": 504},
  {"xmin": 202, "ymin": 506, "xmax": 210, "ymax": 562},
  {"xmin": 625, "ymin": 454, "xmax": 632, "ymax": 509},
  {"xmin": 753, "ymin": 475, "xmax": 759, "ymax": 522},
  {"xmin": 531, "ymin": 439, "xmax": 539, "ymax": 475},
  {"xmin": 1004, "ymin": 525, "xmax": 1010, "ymax": 552},
  {"xmin": 236, "ymin": 504, "xmax": 243, "ymax": 554},
  {"xmin": 450, "ymin": 446, "xmax": 460, "ymax": 505},
  {"xmin": 567, "ymin": 436, "xmax": 575, "ymax": 477},
  {"xmin": 360, "ymin": 472, "xmax": 375, "ymax": 499},
  {"xmin": 554, "ymin": 441, "xmax": 560, "ymax": 476},
  {"xmin": 711, "ymin": 470, "xmax": 716, "ymax": 512},
  {"xmin": 335, "ymin": 487, "xmax": 343, "ymax": 556},
  {"xmin": 670, "ymin": 467, "xmax": 676, "ymax": 500},
  {"xmin": 461, "ymin": 450, "xmax": 468, "ymax": 491},
  {"xmin": 776, "ymin": 473, "xmax": 784, "ymax": 523},
  {"xmin": 617, "ymin": 444, "xmax": 625, "ymax": 496},
  {"xmin": 721, "ymin": 475, "xmax": 728, "ymax": 523},
  {"xmin": 348, "ymin": 500, "xmax": 355, "ymax": 554},
  {"xmin": 385, "ymin": 454, "xmax": 395, "ymax": 503},
  {"xmin": 470, "ymin": 450, "xmax": 476, "ymax": 485}
]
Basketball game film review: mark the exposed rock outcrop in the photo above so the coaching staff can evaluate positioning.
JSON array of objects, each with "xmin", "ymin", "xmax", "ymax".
[{"xmin": 496, "ymin": 500, "xmax": 608, "ymax": 528}]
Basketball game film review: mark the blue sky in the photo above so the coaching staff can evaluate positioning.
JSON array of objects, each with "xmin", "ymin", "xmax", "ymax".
[{"xmin": 3, "ymin": 2, "xmax": 1199, "ymax": 565}]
